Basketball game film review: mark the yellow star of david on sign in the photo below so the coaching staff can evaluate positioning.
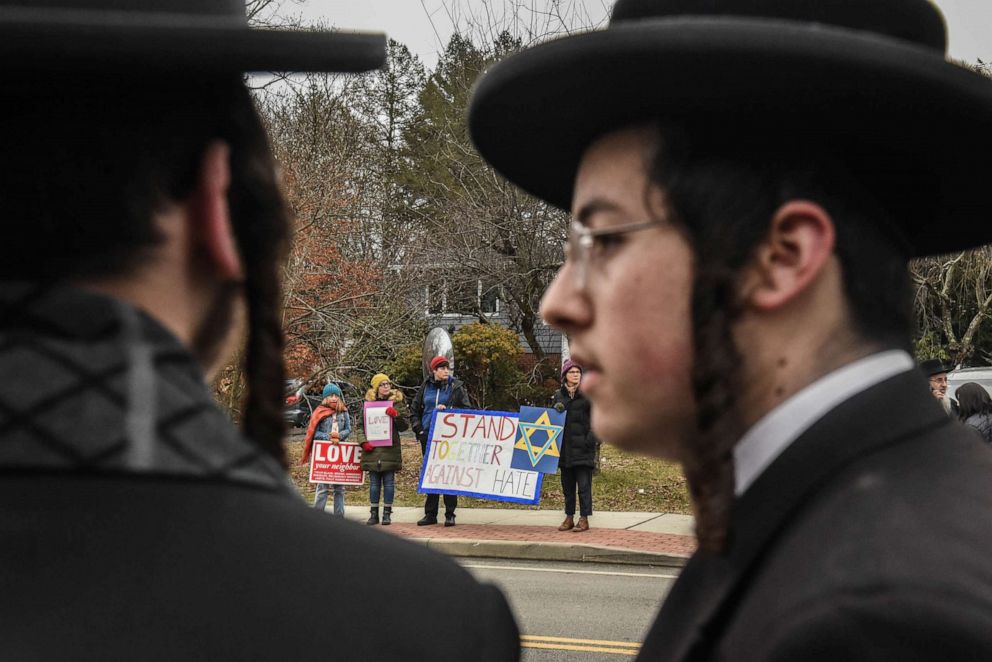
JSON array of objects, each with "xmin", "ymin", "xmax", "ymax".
[{"xmin": 514, "ymin": 411, "xmax": 563, "ymax": 466}]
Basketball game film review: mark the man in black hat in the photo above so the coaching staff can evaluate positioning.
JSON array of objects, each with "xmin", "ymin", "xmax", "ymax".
[
  {"xmin": 469, "ymin": 0, "xmax": 992, "ymax": 659},
  {"xmin": 920, "ymin": 357, "xmax": 954, "ymax": 402},
  {"xmin": 0, "ymin": 2, "xmax": 518, "ymax": 660}
]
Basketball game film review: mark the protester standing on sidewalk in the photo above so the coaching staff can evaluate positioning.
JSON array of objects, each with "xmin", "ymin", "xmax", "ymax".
[
  {"xmin": 361, "ymin": 373, "xmax": 408, "ymax": 525},
  {"xmin": 552, "ymin": 359, "xmax": 599, "ymax": 533},
  {"xmin": 411, "ymin": 356, "xmax": 469, "ymax": 526},
  {"xmin": 470, "ymin": 0, "xmax": 992, "ymax": 658},
  {"xmin": 301, "ymin": 383, "xmax": 352, "ymax": 517},
  {"xmin": 0, "ymin": 5, "xmax": 521, "ymax": 659},
  {"xmin": 956, "ymin": 383, "xmax": 992, "ymax": 443}
]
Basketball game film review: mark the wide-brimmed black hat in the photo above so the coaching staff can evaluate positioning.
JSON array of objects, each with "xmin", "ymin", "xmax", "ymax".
[
  {"xmin": 919, "ymin": 358, "xmax": 952, "ymax": 377},
  {"xmin": 468, "ymin": 0, "xmax": 992, "ymax": 257},
  {"xmin": 0, "ymin": 0, "xmax": 385, "ymax": 73}
]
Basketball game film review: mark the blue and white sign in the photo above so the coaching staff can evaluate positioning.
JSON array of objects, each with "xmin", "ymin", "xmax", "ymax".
[{"xmin": 418, "ymin": 408, "xmax": 543, "ymax": 505}]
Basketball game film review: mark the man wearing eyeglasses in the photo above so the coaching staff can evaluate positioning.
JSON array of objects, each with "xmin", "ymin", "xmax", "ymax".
[{"xmin": 468, "ymin": 0, "xmax": 992, "ymax": 659}]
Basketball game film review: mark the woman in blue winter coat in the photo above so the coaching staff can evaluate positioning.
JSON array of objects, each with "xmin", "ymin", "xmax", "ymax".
[{"xmin": 410, "ymin": 356, "xmax": 469, "ymax": 526}]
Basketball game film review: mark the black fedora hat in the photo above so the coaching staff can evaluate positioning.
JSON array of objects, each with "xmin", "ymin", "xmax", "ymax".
[
  {"xmin": 0, "ymin": 0, "xmax": 385, "ymax": 73},
  {"xmin": 919, "ymin": 358, "xmax": 952, "ymax": 377},
  {"xmin": 468, "ymin": 0, "xmax": 992, "ymax": 257}
]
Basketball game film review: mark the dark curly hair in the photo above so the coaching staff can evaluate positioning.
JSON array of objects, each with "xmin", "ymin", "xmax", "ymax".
[{"xmin": 647, "ymin": 120, "xmax": 914, "ymax": 552}]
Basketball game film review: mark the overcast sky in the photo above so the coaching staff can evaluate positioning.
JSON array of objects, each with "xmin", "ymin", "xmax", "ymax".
[{"xmin": 299, "ymin": 0, "xmax": 990, "ymax": 70}]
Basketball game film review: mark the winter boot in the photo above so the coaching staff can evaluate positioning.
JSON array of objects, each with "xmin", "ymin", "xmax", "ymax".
[
  {"xmin": 558, "ymin": 515, "xmax": 574, "ymax": 531},
  {"xmin": 381, "ymin": 506, "xmax": 392, "ymax": 526},
  {"xmin": 366, "ymin": 507, "xmax": 379, "ymax": 526},
  {"xmin": 573, "ymin": 516, "xmax": 589, "ymax": 532}
]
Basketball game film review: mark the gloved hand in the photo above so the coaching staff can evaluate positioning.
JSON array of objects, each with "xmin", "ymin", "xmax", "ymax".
[
  {"xmin": 385, "ymin": 407, "xmax": 398, "ymax": 418},
  {"xmin": 361, "ymin": 442, "xmax": 374, "ymax": 453}
]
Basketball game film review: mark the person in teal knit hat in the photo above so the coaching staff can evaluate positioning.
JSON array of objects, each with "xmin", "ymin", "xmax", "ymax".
[{"xmin": 301, "ymin": 382, "xmax": 351, "ymax": 517}]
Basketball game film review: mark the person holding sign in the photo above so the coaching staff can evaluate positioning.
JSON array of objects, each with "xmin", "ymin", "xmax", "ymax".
[
  {"xmin": 360, "ymin": 373, "xmax": 408, "ymax": 525},
  {"xmin": 551, "ymin": 360, "xmax": 599, "ymax": 533},
  {"xmin": 411, "ymin": 356, "xmax": 469, "ymax": 526},
  {"xmin": 301, "ymin": 383, "xmax": 352, "ymax": 517}
]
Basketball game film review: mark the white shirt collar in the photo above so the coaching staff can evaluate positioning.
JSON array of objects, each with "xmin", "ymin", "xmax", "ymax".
[{"xmin": 733, "ymin": 349, "xmax": 916, "ymax": 496}]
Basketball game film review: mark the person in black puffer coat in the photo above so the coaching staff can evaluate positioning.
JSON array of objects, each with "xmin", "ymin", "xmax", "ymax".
[
  {"xmin": 956, "ymin": 382, "xmax": 992, "ymax": 443},
  {"xmin": 551, "ymin": 359, "xmax": 599, "ymax": 532}
]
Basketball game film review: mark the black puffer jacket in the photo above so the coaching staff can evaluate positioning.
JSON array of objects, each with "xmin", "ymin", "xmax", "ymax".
[
  {"xmin": 964, "ymin": 412, "xmax": 992, "ymax": 443},
  {"xmin": 551, "ymin": 386, "xmax": 598, "ymax": 469}
]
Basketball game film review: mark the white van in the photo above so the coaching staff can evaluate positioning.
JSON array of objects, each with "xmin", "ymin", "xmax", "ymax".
[{"xmin": 947, "ymin": 366, "xmax": 992, "ymax": 400}]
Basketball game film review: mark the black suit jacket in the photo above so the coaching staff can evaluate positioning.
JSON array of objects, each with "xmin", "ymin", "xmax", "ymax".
[
  {"xmin": 0, "ymin": 474, "xmax": 520, "ymax": 661},
  {"xmin": 638, "ymin": 370, "xmax": 992, "ymax": 661},
  {"xmin": 0, "ymin": 284, "xmax": 519, "ymax": 662}
]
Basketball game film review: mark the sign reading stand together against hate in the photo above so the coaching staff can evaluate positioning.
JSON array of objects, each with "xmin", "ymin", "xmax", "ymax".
[
  {"xmin": 309, "ymin": 440, "xmax": 364, "ymax": 485},
  {"xmin": 418, "ymin": 409, "xmax": 543, "ymax": 505},
  {"xmin": 363, "ymin": 401, "xmax": 393, "ymax": 447}
]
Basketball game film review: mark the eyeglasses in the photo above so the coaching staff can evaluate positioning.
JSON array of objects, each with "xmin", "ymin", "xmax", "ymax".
[{"xmin": 565, "ymin": 218, "xmax": 658, "ymax": 289}]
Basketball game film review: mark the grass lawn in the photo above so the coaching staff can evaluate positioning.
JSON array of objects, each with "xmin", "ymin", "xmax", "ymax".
[{"xmin": 286, "ymin": 432, "xmax": 690, "ymax": 514}]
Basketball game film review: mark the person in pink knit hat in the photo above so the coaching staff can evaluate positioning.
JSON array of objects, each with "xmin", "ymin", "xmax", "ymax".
[{"xmin": 551, "ymin": 359, "xmax": 599, "ymax": 532}]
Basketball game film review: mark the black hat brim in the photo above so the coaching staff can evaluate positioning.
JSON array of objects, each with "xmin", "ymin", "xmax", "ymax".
[
  {"xmin": 1, "ymin": 19, "xmax": 385, "ymax": 73},
  {"xmin": 469, "ymin": 18, "xmax": 992, "ymax": 257}
]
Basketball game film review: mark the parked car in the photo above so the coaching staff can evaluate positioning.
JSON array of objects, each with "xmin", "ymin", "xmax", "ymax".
[
  {"xmin": 947, "ymin": 366, "xmax": 992, "ymax": 400},
  {"xmin": 284, "ymin": 379, "xmax": 362, "ymax": 429}
]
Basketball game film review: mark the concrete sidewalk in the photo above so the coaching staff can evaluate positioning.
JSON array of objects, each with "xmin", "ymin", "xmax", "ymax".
[{"xmin": 339, "ymin": 506, "xmax": 697, "ymax": 567}]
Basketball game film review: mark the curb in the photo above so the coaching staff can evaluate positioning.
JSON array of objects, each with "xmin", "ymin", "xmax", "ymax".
[{"xmin": 408, "ymin": 537, "xmax": 689, "ymax": 567}]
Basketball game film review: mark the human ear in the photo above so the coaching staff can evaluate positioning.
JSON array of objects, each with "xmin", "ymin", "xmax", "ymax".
[
  {"xmin": 743, "ymin": 200, "xmax": 836, "ymax": 311},
  {"xmin": 191, "ymin": 141, "xmax": 243, "ymax": 280}
]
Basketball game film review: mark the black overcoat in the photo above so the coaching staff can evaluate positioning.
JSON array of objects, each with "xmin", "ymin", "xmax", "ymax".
[
  {"xmin": 551, "ymin": 387, "xmax": 598, "ymax": 468},
  {"xmin": 637, "ymin": 369, "xmax": 992, "ymax": 661},
  {"xmin": 0, "ymin": 284, "xmax": 519, "ymax": 662}
]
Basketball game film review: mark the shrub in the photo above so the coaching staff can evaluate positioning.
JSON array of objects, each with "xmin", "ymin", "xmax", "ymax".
[
  {"xmin": 453, "ymin": 322, "xmax": 524, "ymax": 410},
  {"xmin": 384, "ymin": 343, "xmax": 424, "ymax": 396}
]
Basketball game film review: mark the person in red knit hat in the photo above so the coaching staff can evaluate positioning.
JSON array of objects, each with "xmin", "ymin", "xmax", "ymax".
[{"xmin": 410, "ymin": 356, "xmax": 469, "ymax": 526}]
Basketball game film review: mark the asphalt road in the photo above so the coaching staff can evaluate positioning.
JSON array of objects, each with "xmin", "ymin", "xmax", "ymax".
[{"xmin": 459, "ymin": 558, "xmax": 679, "ymax": 661}]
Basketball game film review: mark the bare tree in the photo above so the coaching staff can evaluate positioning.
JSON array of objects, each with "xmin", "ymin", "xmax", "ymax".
[{"xmin": 912, "ymin": 247, "xmax": 992, "ymax": 365}]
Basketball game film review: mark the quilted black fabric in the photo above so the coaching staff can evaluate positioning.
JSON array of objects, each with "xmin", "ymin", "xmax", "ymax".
[{"xmin": 0, "ymin": 281, "xmax": 293, "ymax": 493}]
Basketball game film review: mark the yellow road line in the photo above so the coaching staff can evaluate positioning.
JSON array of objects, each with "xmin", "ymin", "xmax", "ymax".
[
  {"xmin": 521, "ymin": 635, "xmax": 641, "ymax": 654},
  {"xmin": 522, "ymin": 635, "xmax": 640, "ymax": 648},
  {"xmin": 521, "ymin": 641, "xmax": 639, "ymax": 655}
]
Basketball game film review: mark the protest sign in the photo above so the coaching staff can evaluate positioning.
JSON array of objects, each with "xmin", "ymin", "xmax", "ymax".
[
  {"xmin": 309, "ymin": 441, "xmax": 364, "ymax": 485},
  {"xmin": 418, "ymin": 409, "xmax": 543, "ymax": 505},
  {"xmin": 363, "ymin": 401, "xmax": 393, "ymax": 447},
  {"xmin": 510, "ymin": 406, "xmax": 566, "ymax": 474}
]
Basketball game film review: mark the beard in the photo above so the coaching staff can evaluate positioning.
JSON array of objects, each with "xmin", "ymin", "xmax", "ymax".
[{"xmin": 190, "ymin": 281, "xmax": 244, "ymax": 379}]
